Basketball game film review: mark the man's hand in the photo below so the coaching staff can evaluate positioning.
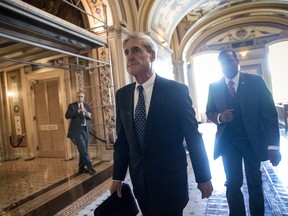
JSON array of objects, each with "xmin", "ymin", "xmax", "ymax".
[
  {"xmin": 86, "ymin": 111, "xmax": 92, "ymax": 118},
  {"xmin": 109, "ymin": 181, "xmax": 123, "ymax": 198},
  {"xmin": 268, "ymin": 149, "xmax": 281, "ymax": 166},
  {"xmin": 197, "ymin": 181, "xmax": 213, "ymax": 199},
  {"xmin": 219, "ymin": 109, "xmax": 234, "ymax": 123}
]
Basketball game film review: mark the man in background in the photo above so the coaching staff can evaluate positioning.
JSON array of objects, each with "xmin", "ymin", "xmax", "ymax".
[
  {"xmin": 206, "ymin": 49, "xmax": 281, "ymax": 216},
  {"xmin": 65, "ymin": 90, "xmax": 95, "ymax": 175}
]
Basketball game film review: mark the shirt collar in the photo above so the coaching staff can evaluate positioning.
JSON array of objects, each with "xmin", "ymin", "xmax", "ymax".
[
  {"xmin": 225, "ymin": 71, "xmax": 240, "ymax": 85},
  {"xmin": 136, "ymin": 72, "xmax": 156, "ymax": 90}
]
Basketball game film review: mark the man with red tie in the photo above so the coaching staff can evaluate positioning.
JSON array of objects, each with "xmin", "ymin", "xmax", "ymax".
[{"xmin": 206, "ymin": 49, "xmax": 281, "ymax": 216}]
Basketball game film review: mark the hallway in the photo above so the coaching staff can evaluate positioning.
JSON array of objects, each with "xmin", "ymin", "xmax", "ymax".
[
  {"xmin": 0, "ymin": 123, "xmax": 287, "ymax": 215},
  {"xmin": 62, "ymin": 123, "xmax": 288, "ymax": 216}
]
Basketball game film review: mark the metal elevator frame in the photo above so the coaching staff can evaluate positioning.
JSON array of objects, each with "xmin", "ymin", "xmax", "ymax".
[{"xmin": 0, "ymin": 0, "xmax": 109, "ymax": 66}]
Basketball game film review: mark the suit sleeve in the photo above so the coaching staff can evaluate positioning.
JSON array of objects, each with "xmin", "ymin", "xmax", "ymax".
[
  {"xmin": 112, "ymin": 91, "xmax": 129, "ymax": 181},
  {"xmin": 85, "ymin": 104, "xmax": 93, "ymax": 120},
  {"xmin": 257, "ymin": 77, "xmax": 280, "ymax": 147},
  {"xmin": 179, "ymin": 85, "xmax": 212, "ymax": 183},
  {"xmin": 206, "ymin": 83, "xmax": 220, "ymax": 124},
  {"xmin": 65, "ymin": 103, "xmax": 79, "ymax": 119}
]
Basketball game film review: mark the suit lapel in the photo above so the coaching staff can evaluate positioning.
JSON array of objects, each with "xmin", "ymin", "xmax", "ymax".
[
  {"xmin": 216, "ymin": 78, "xmax": 227, "ymax": 110},
  {"xmin": 124, "ymin": 83, "xmax": 137, "ymax": 141},
  {"xmin": 238, "ymin": 73, "xmax": 247, "ymax": 111},
  {"xmin": 73, "ymin": 102, "xmax": 79, "ymax": 113}
]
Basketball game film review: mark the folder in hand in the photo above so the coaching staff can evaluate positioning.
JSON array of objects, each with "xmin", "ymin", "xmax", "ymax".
[{"xmin": 94, "ymin": 183, "xmax": 139, "ymax": 216}]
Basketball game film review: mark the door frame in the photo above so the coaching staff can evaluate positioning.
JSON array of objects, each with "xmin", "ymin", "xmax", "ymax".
[{"xmin": 25, "ymin": 68, "xmax": 73, "ymax": 159}]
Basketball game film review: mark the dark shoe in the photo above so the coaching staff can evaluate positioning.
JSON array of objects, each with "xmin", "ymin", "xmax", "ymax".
[
  {"xmin": 79, "ymin": 168, "xmax": 89, "ymax": 174},
  {"xmin": 88, "ymin": 168, "xmax": 96, "ymax": 175}
]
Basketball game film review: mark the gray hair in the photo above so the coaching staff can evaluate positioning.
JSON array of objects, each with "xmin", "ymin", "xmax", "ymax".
[
  {"xmin": 77, "ymin": 90, "xmax": 85, "ymax": 95},
  {"xmin": 123, "ymin": 32, "xmax": 158, "ymax": 58}
]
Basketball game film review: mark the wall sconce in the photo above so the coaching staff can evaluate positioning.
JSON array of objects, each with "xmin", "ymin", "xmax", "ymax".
[
  {"xmin": 7, "ymin": 91, "xmax": 15, "ymax": 97},
  {"xmin": 239, "ymin": 50, "xmax": 248, "ymax": 57},
  {"xmin": 162, "ymin": 41, "xmax": 168, "ymax": 47}
]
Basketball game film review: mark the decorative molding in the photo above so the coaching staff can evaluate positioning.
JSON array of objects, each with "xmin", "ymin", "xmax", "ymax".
[
  {"xmin": 97, "ymin": 47, "xmax": 116, "ymax": 149},
  {"xmin": 241, "ymin": 64, "xmax": 262, "ymax": 75},
  {"xmin": 195, "ymin": 25, "xmax": 288, "ymax": 55}
]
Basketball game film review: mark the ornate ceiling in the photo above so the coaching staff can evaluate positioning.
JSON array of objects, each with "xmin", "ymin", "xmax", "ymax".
[
  {"xmin": 150, "ymin": 0, "xmax": 228, "ymax": 42},
  {"xmin": 1, "ymin": 0, "xmax": 288, "ymax": 71}
]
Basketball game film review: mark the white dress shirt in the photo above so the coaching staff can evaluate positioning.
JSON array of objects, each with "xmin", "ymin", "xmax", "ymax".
[
  {"xmin": 224, "ymin": 71, "xmax": 240, "ymax": 92},
  {"xmin": 134, "ymin": 72, "xmax": 156, "ymax": 118}
]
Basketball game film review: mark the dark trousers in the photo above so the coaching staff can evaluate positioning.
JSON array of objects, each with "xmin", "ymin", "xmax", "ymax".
[
  {"xmin": 133, "ymin": 165, "xmax": 184, "ymax": 216},
  {"xmin": 136, "ymin": 184, "xmax": 184, "ymax": 216},
  {"xmin": 72, "ymin": 126, "xmax": 92, "ymax": 170},
  {"xmin": 140, "ymin": 206, "xmax": 183, "ymax": 216},
  {"xmin": 221, "ymin": 138, "xmax": 264, "ymax": 216}
]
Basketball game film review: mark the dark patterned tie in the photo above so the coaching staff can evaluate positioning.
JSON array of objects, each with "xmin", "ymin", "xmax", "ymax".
[
  {"xmin": 135, "ymin": 85, "xmax": 146, "ymax": 149},
  {"xmin": 228, "ymin": 80, "xmax": 236, "ymax": 96}
]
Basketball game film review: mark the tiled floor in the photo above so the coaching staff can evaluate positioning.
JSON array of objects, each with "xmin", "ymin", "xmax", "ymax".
[
  {"xmin": 0, "ymin": 158, "xmax": 78, "ymax": 212},
  {"xmin": 0, "ymin": 123, "xmax": 287, "ymax": 216},
  {"xmin": 0, "ymin": 154, "xmax": 112, "ymax": 215}
]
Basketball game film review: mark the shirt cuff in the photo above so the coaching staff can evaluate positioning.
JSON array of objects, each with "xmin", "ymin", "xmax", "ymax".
[
  {"xmin": 268, "ymin": 146, "xmax": 280, "ymax": 151},
  {"xmin": 217, "ymin": 113, "xmax": 222, "ymax": 124}
]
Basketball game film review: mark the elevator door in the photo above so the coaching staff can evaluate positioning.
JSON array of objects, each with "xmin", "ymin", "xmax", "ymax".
[{"xmin": 34, "ymin": 78, "xmax": 65, "ymax": 157}]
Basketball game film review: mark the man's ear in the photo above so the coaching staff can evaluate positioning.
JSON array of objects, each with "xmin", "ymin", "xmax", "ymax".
[{"xmin": 150, "ymin": 51, "xmax": 156, "ymax": 62}]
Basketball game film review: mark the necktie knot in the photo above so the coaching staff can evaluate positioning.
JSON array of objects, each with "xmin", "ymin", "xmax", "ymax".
[
  {"xmin": 228, "ymin": 80, "xmax": 236, "ymax": 96},
  {"xmin": 137, "ymin": 85, "xmax": 144, "ymax": 93}
]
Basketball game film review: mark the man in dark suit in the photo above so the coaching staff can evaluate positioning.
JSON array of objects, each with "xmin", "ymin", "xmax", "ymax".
[
  {"xmin": 109, "ymin": 32, "xmax": 213, "ymax": 216},
  {"xmin": 65, "ymin": 90, "xmax": 95, "ymax": 175},
  {"xmin": 206, "ymin": 49, "xmax": 281, "ymax": 216}
]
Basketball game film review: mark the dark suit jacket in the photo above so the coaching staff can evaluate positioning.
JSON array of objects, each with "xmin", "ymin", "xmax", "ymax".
[
  {"xmin": 65, "ymin": 102, "xmax": 92, "ymax": 139},
  {"xmin": 113, "ymin": 75, "xmax": 211, "ymax": 213},
  {"xmin": 206, "ymin": 72, "xmax": 280, "ymax": 161}
]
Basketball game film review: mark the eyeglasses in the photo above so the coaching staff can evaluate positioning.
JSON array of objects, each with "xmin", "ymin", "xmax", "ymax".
[{"xmin": 77, "ymin": 96, "xmax": 84, "ymax": 98}]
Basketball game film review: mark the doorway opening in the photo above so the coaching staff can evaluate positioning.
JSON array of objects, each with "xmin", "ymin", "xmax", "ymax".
[
  {"xmin": 192, "ymin": 52, "xmax": 222, "ymax": 122},
  {"xmin": 268, "ymin": 40, "xmax": 288, "ymax": 103}
]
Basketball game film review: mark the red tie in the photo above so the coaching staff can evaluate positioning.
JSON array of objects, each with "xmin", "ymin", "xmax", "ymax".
[{"xmin": 228, "ymin": 80, "xmax": 236, "ymax": 96}]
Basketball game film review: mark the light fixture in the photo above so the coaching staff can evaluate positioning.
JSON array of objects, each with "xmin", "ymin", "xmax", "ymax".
[
  {"xmin": 239, "ymin": 50, "xmax": 248, "ymax": 57},
  {"xmin": 7, "ymin": 91, "xmax": 16, "ymax": 98},
  {"xmin": 162, "ymin": 41, "xmax": 168, "ymax": 47}
]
